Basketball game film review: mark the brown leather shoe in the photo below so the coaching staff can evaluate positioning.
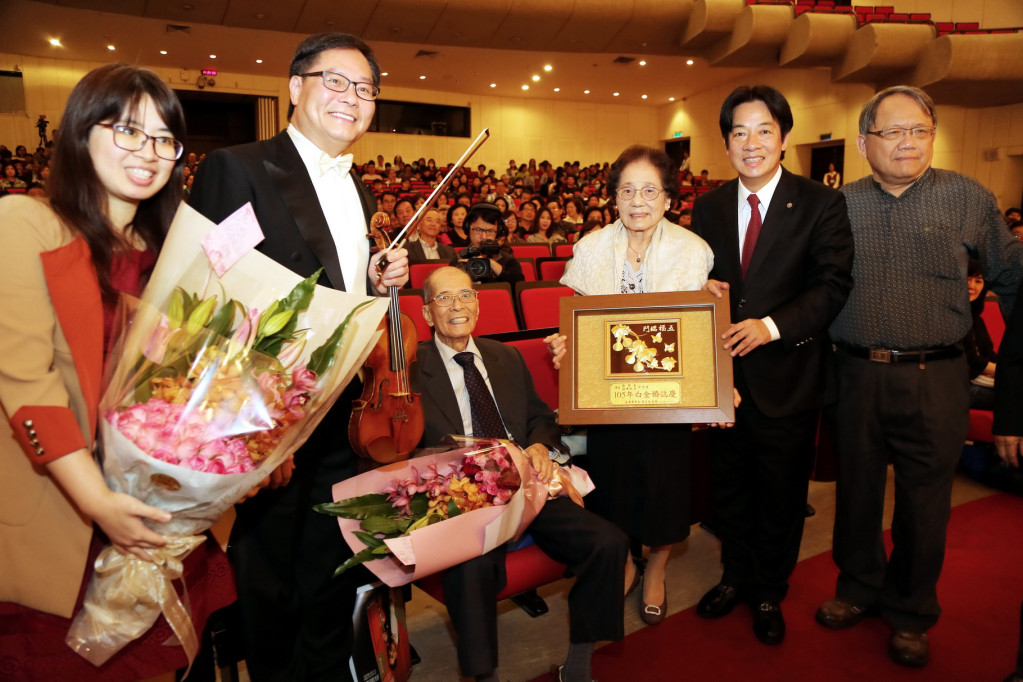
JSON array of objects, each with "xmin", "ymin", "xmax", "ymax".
[
  {"xmin": 815, "ymin": 597, "xmax": 868, "ymax": 630},
  {"xmin": 889, "ymin": 630, "xmax": 929, "ymax": 667}
]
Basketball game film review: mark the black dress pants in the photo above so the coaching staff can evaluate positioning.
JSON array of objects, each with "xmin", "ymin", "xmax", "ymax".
[
  {"xmin": 832, "ymin": 351, "xmax": 968, "ymax": 632},
  {"xmin": 708, "ymin": 376, "xmax": 818, "ymax": 604},
  {"xmin": 228, "ymin": 396, "xmax": 370, "ymax": 682},
  {"xmin": 441, "ymin": 497, "xmax": 628, "ymax": 677}
]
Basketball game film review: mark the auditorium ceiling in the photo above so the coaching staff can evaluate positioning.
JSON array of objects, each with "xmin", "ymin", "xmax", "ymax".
[{"xmin": 7, "ymin": 0, "xmax": 1023, "ymax": 107}]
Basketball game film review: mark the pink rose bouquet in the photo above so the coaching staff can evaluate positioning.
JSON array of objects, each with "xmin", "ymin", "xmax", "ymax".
[{"xmin": 67, "ymin": 203, "xmax": 388, "ymax": 667}]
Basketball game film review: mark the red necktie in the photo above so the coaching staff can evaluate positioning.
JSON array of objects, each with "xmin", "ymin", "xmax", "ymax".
[
  {"xmin": 740, "ymin": 194, "xmax": 762, "ymax": 278},
  {"xmin": 454, "ymin": 352, "xmax": 506, "ymax": 438}
]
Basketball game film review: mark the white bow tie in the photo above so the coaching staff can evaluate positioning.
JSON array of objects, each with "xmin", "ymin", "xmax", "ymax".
[{"xmin": 319, "ymin": 153, "xmax": 353, "ymax": 178}]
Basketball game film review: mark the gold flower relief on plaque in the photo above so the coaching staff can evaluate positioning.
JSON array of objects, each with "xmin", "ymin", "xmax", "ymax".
[{"xmin": 606, "ymin": 321, "xmax": 683, "ymax": 376}]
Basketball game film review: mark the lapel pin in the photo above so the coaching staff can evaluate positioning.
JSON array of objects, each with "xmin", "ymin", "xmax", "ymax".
[{"xmin": 786, "ymin": 202, "xmax": 793, "ymax": 209}]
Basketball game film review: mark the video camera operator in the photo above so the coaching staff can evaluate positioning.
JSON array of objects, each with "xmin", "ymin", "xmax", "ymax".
[{"xmin": 451, "ymin": 202, "xmax": 524, "ymax": 284}]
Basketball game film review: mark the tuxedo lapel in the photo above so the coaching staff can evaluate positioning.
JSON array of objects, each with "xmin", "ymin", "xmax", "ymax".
[
  {"xmin": 263, "ymin": 132, "xmax": 348, "ymax": 290},
  {"xmin": 416, "ymin": 342, "xmax": 464, "ymax": 437},
  {"xmin": 744, "ymin": 169, "xmax": 797, "ymax": 283}
]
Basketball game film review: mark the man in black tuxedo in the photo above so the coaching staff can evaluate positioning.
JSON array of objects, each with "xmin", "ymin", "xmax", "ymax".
[
  {"xmin": 189, "ymin": 33, "xmax": 408, "ymax": 681},
  {"xmin": 691, "ymin": 85, "xmax": 854, "ymax": 645},
  {"xmin": 413, "ymin": 266, "xmax": 627, "ymax": 682}
]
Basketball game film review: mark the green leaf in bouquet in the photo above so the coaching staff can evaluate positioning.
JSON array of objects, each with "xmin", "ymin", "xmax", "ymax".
[
  {"xmin": 307, "ymin": 299, "xmax": 376, "ymax": 377},
  {"xmin": 371, "ymin": 545, "xmax": 391, "ymax": 555},
  {"xmin": 447, "ymin": 499, "xmax": 461, "ymax": 518},
  {"xmin": 408, "ymin": 492, "xmax": 429, "ymax": 516},
  {"xmin": 313, "ymin": 493, "xmax": 394, "ymax": 519},
  {"xmin": 353, "ymin": 530, "xmax": 388, "ymax": 548},
  {"xmin": 360, "ymin": 516, "xmax": 406, "ymax": 535},
  {"xmin": 331, "ymin": 546, "xmax": 379, "ymax": 579},
  {"xmin": 206, "ymin": 299, "xmax": 239, "ymax": 337}
]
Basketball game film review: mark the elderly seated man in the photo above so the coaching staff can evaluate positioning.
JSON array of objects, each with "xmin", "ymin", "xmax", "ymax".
[{"xmin": 412, "ymin": 266, "xmax": 627, "ymax": 682}]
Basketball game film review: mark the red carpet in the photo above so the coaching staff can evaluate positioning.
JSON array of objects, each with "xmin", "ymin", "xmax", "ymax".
[{"xmin": 542, "ymin": 493, "xmax": 1023, "ymax": 682}]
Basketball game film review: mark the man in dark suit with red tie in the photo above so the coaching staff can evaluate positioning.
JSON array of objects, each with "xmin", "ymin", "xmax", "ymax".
[
  {"xmin": 189, "ymin": 33, "xmax": 408, "ymax": 681},
  {"xmin": 690, "ymin": 85, "xmax": 854, "ymax": 645},
  {"xmin": 412, "ymin": 266, "xmax": 627, "ymax": 682}
]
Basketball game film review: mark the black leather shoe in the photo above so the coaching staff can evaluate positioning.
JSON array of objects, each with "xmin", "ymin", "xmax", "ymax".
[
  {"xmin": 752, "ymin": 601, "xmax": 785, "ymax": 645},
  {"xmin": 697, "ymin": 583, "xmax": 741, "ymax": 619}
]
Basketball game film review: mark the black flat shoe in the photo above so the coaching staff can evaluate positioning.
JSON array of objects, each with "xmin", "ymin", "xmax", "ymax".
[
  {"xmin": 640, "ymin": 589, "xmax": 667, "ymax": 626},
  {"xmin": 697, "ymin": 583, "xmax": 741, "ymax": 619},
  {"xmin": 752, "ymin": 601, "xmax": 785, "ymax": 645}
]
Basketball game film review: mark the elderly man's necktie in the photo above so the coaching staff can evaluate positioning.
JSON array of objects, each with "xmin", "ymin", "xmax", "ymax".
[{"xmin": 453, "ymin": 352, "xmax": 505, "ymax": 438}]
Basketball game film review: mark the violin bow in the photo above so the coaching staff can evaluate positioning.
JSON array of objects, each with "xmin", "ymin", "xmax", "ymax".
[{"xmin": 378, "ymin": 127, "xmax": 491, "ymax": 256}]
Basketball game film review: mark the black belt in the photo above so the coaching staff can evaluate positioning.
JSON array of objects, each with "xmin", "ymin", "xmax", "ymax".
[{"xmin": 838, "ymin": 344, "xmax": 962, "ymax": 364}]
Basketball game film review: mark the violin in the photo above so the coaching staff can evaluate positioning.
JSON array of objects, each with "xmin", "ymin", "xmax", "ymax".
[
  {"xmin": 348, "ymin": 276, "xmax": 424, "ymax": 463},
  {"xmin": 350, "ymin": 129, "xmax": 492, "ymax": 463}
]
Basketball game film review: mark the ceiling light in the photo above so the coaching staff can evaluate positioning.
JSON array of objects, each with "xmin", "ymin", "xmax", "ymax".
[
  {"xmin": 522, "ymin": 85, "xmax": 529, "ymax": 90},
  {"xmin": 554, "ymin": 88, "xmax": 560, "ymax": 92},
  {"xmin": 419, "ymin": 75, "xmax": 426, "ymax": 80},
  {"xmin": 255, "ymin": 59, "xmax": 262, "ymax": 64},
  {"xmin": 613, "ymin": 92, "xmax": 620, "ymax": 97},
  {"xmin": 584, "ymin": 90, "xmax": 590, "ymax": 94},
  {"xmin": 381, "ymin": 72, "xmax": 388, "ymax": 76},
  {"xmin": 532, "ymin": 75, "xmax": 540, "ymax": 82},
  {"xmin": 107, "ymin": 44, "xmax": 116, "ymax": 51},
  {"xmin": 159, "ymin": 50, "xmax": 167, "ymax": 55},
  {"xmin": 669, "ymin": 97, "xmax": 675, "ymax": 102},
  {"xmin": 639, "ymin": 60, "xmax": 647, "ymax": 66},
  {"xmin": 49, "ymin": 38, "xmax": 62, "ymax": 47},
  {"xmin": 490, "ymin": 83, "xmax": 496, "ymax": 88},
  {"xmin": 209, "ymin": 54, "xmax": 217, "ymax": 59},
  {"xmin": 686, "ymin": 59, "xmax": 694, "ymax": 66},
  {"xmin": 642, "ymin": 94, "xmax": 648, "ymax": 99},
  {"xmin": 543, "ymin": 64, "xmax": 552, "ymax": 72}
]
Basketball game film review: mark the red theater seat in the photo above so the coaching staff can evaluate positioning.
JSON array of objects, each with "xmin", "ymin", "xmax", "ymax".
[
  {"xmin": 397, "ymin": 289, "xmax": 431, "ymax": 341},
  {"xmin": 410, "ymin": 262, "xmax": 447, "ymax": 289},
  {"xmin": 537, "ymin": 257, "xmax": 571, "ymax": 281},
  {"xmin": 518, "ymin": 284, "xmax": 575, "ymax": 330},
  {"xmin": 511, "ymin": 244, "xmax": 553, "ymax": 261},
  {"xmin": 472, "ymin": 283, "xmax": 519, "ymax": 335}
]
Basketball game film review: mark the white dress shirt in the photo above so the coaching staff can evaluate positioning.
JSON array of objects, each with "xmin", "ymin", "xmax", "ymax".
[
  {"xmin": 287, "ymin": 124, "xmax": 369, "ymax": 295},
  {"xmin": 434, "ymin": 336, "xmax": 510, "ymax": 439},
  {"xmin": 735, "ymin": 165, "xmax": 783, "ymax": 341}
]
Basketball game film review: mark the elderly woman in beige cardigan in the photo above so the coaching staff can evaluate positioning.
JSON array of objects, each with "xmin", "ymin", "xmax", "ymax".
[{"xmin": 548, "ymin": 145, "xmax": 719, "ymax": 627}]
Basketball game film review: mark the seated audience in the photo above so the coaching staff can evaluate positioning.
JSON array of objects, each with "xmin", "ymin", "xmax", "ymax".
[
  {"xmin": 965, "ymin": 259, "xmax": 997, "ymax": 410},
  {"xmin": 527, "ymin": 207, "xmax": 566, "ymax": 243},
  {"xmin": 407, "ymin": 207, "xmax": 455, "ymax": 264},
  {"xmin": 413, "ymin": 265, "xmax": 627, "ymax": 682}
]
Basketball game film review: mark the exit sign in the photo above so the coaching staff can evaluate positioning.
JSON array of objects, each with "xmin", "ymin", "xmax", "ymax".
[{"xmin": 673, "ymin": 131, "xmax": 683, "ymax": 138}]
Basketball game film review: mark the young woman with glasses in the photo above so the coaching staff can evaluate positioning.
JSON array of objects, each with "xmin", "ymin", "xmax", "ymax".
[{"xmin": 0, "ymin": 63, "xmax": 232, "ymax": 675}]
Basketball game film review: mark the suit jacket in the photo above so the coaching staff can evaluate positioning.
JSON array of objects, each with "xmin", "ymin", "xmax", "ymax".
[
  {"xmin": 0, "ymin": 196, "xmax": 98, "ymax": 617},
  {"xmin": 691, "ymin": 168, "xmax": 854, "ymax": 418},
  {"xmin": 188, "ymin": 130, "xmax": 377, "ymax": 291},
  {"xmin": 406, "ymin": 238, "xmax": 456, "ymax": 265},
  {"xmin": 994, "ymin": 277, "xmax": 1023, "ymax": 435},
  {"xmin": 413, "ymin": 338, "xmax": 561, "ymax": 449}
]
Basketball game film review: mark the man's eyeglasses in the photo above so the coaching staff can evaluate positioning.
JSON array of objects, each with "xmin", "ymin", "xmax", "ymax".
[
  {"xmin": 616, "ymin": 186, "xmax": 665, "ymax": 201},
  {"xmin": 470, "ymin": 227, "xmax": 498, "ymax": 237},
  {"xmin": 428, "ymin": 289, "xmax": 478, "ymax": 307},
  {"xmin": 97, "ymin": 123, "xmax": 183, "ymax": 161},
  {"xmin": 865, "ymin": 127, "xmax": 936, "ymax": 142},
  {"xmin": 298, "ymin": 71, "xmax": 380, "ymax": 101}
]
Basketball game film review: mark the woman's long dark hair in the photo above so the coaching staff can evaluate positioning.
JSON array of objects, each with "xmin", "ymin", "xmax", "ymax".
[{"xmin": 49, "ymin": 63, "xmax": 186, "ymax": 300}]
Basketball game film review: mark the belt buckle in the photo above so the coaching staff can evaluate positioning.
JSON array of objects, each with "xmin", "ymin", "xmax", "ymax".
[{"xmin": 869, "ymin": 349, "xmax": 893, "ymax": 363}]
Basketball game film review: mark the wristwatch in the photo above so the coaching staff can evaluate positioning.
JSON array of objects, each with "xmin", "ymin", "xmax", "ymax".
[{"xmin": 547, "ymin": 443, "xmax": 572, "ymax": 465}]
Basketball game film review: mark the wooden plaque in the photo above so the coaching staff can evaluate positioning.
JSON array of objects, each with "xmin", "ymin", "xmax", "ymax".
[{"xmin": 558, "ymin": 291, "xmax": 734, "ymax": 425}]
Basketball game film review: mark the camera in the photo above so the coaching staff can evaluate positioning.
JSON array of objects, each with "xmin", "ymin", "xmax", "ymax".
[{"xmin": 459, "ymin": 240, "xmax": 501, "ymax": 280}]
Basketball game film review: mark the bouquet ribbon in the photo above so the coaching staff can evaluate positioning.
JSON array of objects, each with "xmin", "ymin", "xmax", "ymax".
[{"xmin": 66, "ymin": 535, "xmax": 204, "ymax": 668}]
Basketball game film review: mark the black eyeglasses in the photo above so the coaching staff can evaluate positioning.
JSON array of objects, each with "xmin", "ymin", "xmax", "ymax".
[
  {"xmin": 298, "ymin": 71, "xmax": 380, "ymax": 101},
  {"xmin": 97, "ymin": 123, "xmax": 183, "ymax": 161}
]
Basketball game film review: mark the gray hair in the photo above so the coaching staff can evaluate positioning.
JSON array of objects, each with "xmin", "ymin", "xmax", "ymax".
[{"xmin": 858, "ymin": 85, "xmax": 937, "ymax": 134}]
